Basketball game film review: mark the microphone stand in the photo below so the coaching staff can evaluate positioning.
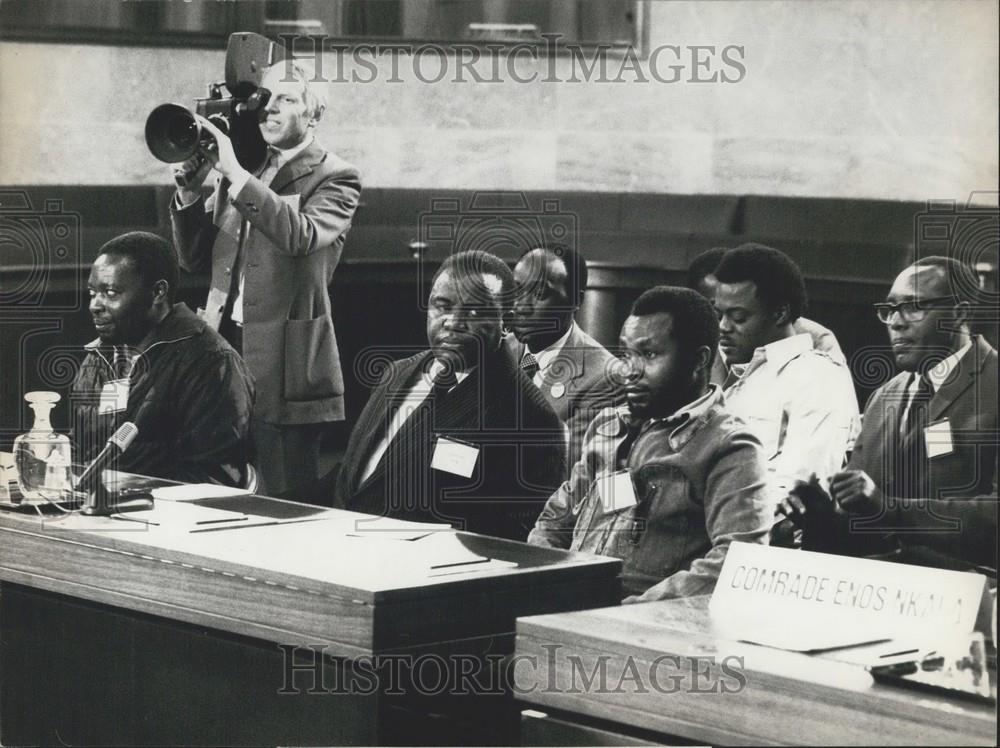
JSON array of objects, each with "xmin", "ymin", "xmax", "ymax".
[
  {"xmin": 79, "ymin": 477, "xmax": 153, "ymax": 516},
  {"xmin": 80, "ymin": 480, "xmax": 114, "ymax": 516},
  {"xmin": 76, "ymin": 421, "xmax": 151, "ymax": 516}
]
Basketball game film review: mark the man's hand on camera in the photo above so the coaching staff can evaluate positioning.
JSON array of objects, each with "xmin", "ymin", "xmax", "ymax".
[
  {"xmin": 193, "ymin": 114, "xmax": 249, "ymax": 186},
  {"xmin": 173, "ymin": 154, "xmax": 212, "ymax": 204}
]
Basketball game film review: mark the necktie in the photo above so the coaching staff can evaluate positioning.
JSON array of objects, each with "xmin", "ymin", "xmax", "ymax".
[
  {"xmin": 228, "ymin": 149, "xmax": 281, "ymax": 325},
  {"xmin": 893, "ymin": 372, "xmax": 933, "ymax": 498},
  {"xmin": 901, "ymin": 372, "xmax": 933, "ymax": 440},
  {"xmin": 258, "ymin": 147, "xmax": 281, "ymax": 187},
  {"xmin": 359, "ymin": 365, "xmax": 455, "ymax": 487},
  {"xmin": 520, "ymin": 352, "xmax": 540, "ymax": 378}
]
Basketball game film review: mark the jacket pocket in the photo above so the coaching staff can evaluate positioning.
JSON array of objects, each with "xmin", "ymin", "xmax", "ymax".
[
  {"xmin": 283, "ymin": 316, "xmax": 344, "ymax": 401},
  {"xmin": 567, "ymin": 477, "xmax": 639, "ymax": 557},
  {"xmin": 628, "ymin": 465, "xmax": 694, "ymax": 577}
]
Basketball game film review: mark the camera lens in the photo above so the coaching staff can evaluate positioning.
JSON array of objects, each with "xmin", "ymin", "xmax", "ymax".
[
  {"xmin": 166, "ymin": 114, "xmax": 199, "ymax": 152},
  {"xmin": 145, "ymin": 103, "xmax": 201, "ymax": 163}
]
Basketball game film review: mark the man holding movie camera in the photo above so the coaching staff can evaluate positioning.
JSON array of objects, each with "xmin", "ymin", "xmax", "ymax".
[{"xmin": 170, "ymin": 59, "xmax": 362, "ymax": 499}]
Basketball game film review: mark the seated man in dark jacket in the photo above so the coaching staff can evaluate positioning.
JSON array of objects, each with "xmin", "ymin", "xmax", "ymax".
[
  {"xmin": 529, "ymin": 286, "xmax": 772, "ymax": 601},
  {"xmin": 335, "ymin": 250, "xmax": 566, "ymax": 541},
  {"xmin": 72, "ymin": 232, "xmax": 254, "ymax": 487}
]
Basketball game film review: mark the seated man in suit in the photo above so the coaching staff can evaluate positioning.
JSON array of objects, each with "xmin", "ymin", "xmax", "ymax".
[
  {"xmin": 72, "ymin": 232, "xmax": 254, "ymax": 486},
  {"xmin": 529, "ymin": 286, "xmax": 772, "ymax": 601},
  {"xmin": 785, "ymin": 256, "xmax": 997, "ymax": 572},
  {"xmin": 508, "ymin": 244, "xmax": 621, "ymax": 469},
  {"xmin": 334, "ymin": 250, "xmax": 566, "ymax": 541}
]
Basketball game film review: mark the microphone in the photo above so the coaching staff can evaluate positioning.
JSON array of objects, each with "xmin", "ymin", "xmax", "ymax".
[{"xmin": 77, "ymin": 422, "xmax": 138, "ymax": 512}]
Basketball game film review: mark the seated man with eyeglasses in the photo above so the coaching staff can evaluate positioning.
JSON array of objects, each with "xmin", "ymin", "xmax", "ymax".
[{"xmin": 784, "ymin": 256, "xmax": 997, "ymax": 573}]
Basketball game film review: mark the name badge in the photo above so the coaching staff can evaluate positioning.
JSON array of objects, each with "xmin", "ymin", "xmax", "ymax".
[
  {"xmin": 596, "ymin": 469, "xmax": 638, "ymax": 513},
  {"xmin": 431, "ymin": 436, "xmax": 479, "ymax": 478},
  {"xmin": 99, "ymin": 379, "xmax": 130, "ymax": 414},
  {"xmin": 924, "ymin": 418, "xmax": 953, "ymax": 458}
]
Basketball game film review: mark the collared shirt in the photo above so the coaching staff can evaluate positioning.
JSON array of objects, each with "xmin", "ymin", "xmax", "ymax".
[
  {"xmin": 723, "ymin": 333, "xmax": 859, "ymax": 503},
  {"xmin": 228, "ymin": 133, "xmax": 314, "ymax": 198},
  {"xmin": 112, "ymin": 345, "xmax": 135, "ymax": 379},
  {"xmin": 628, "ymin": 384, "xmax": 719, "ymax": 455},
  {"xmin": 927, "ymin": 339, "xmax": 973, "ymax": 390},
  {"xmin": 87, "ymin": 312, "xmax": 187, "ymax": 381},
  {"xmin": 712, "ymin": 316, "xmax": 846, "ymax": 387},
  {"xmin": 898, "ymin": 339, "xmax": 973, "ymax": 436},
  {"xmin": 359, "ymin": 359, "xmax": 470, "ymax": 484},
  {"xmin": 527, "ymin": 323, "xmax": 575, "ymax": 387}
]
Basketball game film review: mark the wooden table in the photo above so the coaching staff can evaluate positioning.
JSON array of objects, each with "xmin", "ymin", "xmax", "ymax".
[
  {"xmin": 515, "ymin": 595, "xmax": 997, "ymax": 746},
  {"xmin": 0, "ymin": 477, "xmax": 621, "ymax": 746}
]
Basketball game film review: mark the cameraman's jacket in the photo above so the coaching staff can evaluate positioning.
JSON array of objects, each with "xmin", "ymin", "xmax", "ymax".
[
  {"xmin": 71, "ymin": 303, "xmax": 254, "ymax": 487},
  {"xmin": 170, "ymin": 140, "xmax": 361, "ymax": 425},
  {"xmin": 528, "ymin": 386, "xmax": 772, "ymax": 599}
]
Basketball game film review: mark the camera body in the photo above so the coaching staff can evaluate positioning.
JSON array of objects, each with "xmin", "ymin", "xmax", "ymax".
[
  {"xmin": 195, "ymin": 83, "xmax": 237, "ymax": 129},
  {"xmin": 145, "ymin": 32, "xmax": 286, "ymax": 172}
]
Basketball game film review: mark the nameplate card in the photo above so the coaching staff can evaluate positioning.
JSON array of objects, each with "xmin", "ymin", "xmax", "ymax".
[
  {"xmin": 99, "ymin": 379, "xmax": 130, "ymax": 414},
  {"xmin": 709, "ymin": 542, "xmax": 987, "ymax": 650},
  {"xmin": 596, "ymin": 470, "xmax": 638, "ymax": 513},
  {"xmin": 925, "ymin": 419, "xmax": 954, "ymax": 458},
  {"xmin": 431, "ymin": 437, "xmax": 479, "ymax": 478}
]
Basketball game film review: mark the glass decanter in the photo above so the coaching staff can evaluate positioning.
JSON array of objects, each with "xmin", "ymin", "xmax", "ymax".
[{"xmin": 13, "ymin": 391, "xmax": 73, "ymax": 502}]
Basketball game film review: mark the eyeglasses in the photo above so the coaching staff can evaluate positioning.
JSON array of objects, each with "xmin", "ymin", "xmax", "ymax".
[{"xmin": 873, "ymin": 296, "xmax": 956, "ymax": 324}]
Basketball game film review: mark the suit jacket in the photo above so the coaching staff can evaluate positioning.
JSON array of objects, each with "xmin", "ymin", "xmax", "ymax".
[
  {"xmin": 844, "ymin": 335, "xmax": 997, "ymax": 570},
  {"xmin": 171, "ymin": 140, "xmax": 361, "ymax": 425},
  {"xmin": 334, "ymin": 348, "xmax": 566, "ymax": 541},
  {"xmin": 505, "ymin": 324, "xmax": 622, "ymax": 470}
]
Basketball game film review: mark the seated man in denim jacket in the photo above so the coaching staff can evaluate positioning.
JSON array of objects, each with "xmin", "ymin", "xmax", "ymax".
[{"xmin": 529, "ymin": 286, "xmax": 773, "ymax": 602}]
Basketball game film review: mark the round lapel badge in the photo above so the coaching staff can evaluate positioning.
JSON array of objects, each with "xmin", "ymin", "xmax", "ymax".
[{"xmin": 550, "ymin": 382, "xmax": 566, "ymax": 399}]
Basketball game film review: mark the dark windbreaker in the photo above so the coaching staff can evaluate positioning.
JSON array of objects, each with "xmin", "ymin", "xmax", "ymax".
[{"xmin": 71, "ymin": 303, "xmax": 255, "ymax": 487}]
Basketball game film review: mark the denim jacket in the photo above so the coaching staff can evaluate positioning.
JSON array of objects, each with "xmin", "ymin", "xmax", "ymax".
[{"xmin": 528, "ymin": 386, "xmax": 772, "ymax": 599}]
